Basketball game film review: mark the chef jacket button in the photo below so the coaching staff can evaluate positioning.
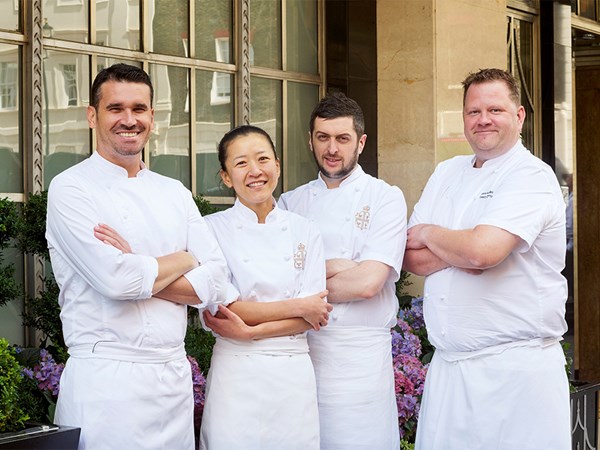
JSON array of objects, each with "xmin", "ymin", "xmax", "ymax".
[
  {"xmin": 249, "ymin": 290, "xmax": 257, "ymax": 298},
  {"xmin": 424, "ymin": 294, "xmax": 429, "ymax": 299},
  {"xmin": 243, "ymin": 258, "xmax": 249, "ymax": 263},
  {"xmin": 236, "ymin": 224, "xmax": 242, "ymax": 230},
  {"xmin": 284, "ymin": 290, "xmax": 291, "ymax": 298},
  {"xmin": 341, "ymin": 248, "xmax": 348, "ymax": 254},
  {"xmin": 285, "ymin": 255, "xmax": 291, "ymax": 261},
  {"xmin": 332, "ymin": 314, "xmax": 338, "ymax": 321},
  {"xmin": 440, "ymin": 295, "xmax": 446, "ymax": 301},
  {"xmin": 441, "ymin": 330, "xmax": 446, "ymax": 336},
  {"xmin": 345, "ymin": 217, "xmax": 351, "ymax": 222},
  {"xmin": 282, "ymin": 226, "xmax": 288, "ymax": 231}
]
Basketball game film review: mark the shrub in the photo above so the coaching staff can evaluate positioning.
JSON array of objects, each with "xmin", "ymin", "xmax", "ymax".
[{"xmin": 0, "ymin": 338, "xmax": 29, "ymax": 432}]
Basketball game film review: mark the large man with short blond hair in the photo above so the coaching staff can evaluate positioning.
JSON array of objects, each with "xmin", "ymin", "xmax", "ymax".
[{"xmin": 404, "ymin": 68, "xmax": 570, "ymax": 449}]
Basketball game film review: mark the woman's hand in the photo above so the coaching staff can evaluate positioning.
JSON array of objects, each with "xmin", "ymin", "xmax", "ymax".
[
  {"xmin": 203, "ymin": 305, "xmax": 255, "ymax": 340},
  {"xmin": 296, "ymin": 291, "xmax": 332, "ymax": 330},
  {"xmin": 94, "ymin": 223, "xmax": 132, "ymax": 253}
]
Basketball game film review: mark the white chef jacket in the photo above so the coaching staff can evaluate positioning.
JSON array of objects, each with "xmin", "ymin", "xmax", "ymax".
[
  {"xmin": 200, "ymin": 199, "xmax": 324, "ymax": 450},
  {"xmin": 279, "ymin": 166, "xmax": 406, "ymax": 450},
  {"xmin": 408, "ymin": 142, "xmax": 567, "ymax": 352},
  {"xmin": 279, "ymin": 165, "xmax": 407, "ymax": 328},
  {"xmin": 410, "ymin": 142, "xmax": 570, "ymax": 450},
  {"xmin": 46, "ymin": 151, "xmax": 229, "ymax": 450}
]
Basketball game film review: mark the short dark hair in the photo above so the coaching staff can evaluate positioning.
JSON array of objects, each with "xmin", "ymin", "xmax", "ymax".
[
  {"xmin": 309, "ymin": 92, "xmax": 365, "ymax": 137},
  {"xmin": 462, "ymin": 68, "xmax": 520, "ymax": 107},
  {"xmin": 90, "ymin": 63, "xmax": 153, "ymax": 109},
  {"xmin": 217, "ymin": 125, "xmax": 277, "ymax": 171}
]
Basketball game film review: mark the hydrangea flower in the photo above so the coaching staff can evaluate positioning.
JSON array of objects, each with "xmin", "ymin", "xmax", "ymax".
[
  {"xmin": 187, "ymin": 355, "xmax": 207, "ymax": 430},
  {"xmin": 393, "ymin": 297, "xmax": 429, "ymax": 442},
  {"xmin": 22, "ymin": 348, "xmax": 64, "ymax": 398}
]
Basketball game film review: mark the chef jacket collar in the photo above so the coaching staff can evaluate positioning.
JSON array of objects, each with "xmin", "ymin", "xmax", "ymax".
[
  {"xmin": 469, "ymin": 141, "xmax": 525, "ymax": 170},
  {"xmin": 316, "ymin": 165, "xmax": 365, "ymax": 190},
  {"xmin": 232, "ymin": 197, "xmax": 280, "ymax": 223},
  {"xmin": 91, "ymin": 151, "xmax": 148, "ymax": 179}
]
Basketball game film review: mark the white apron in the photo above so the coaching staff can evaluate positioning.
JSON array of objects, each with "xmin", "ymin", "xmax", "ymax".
[
  {"xmin": 199, "ymin": 335, "xmax": 319, "ymax": 450},
  {"xmin": 308, "ymin": 326, "xmax": 400, "ymax": 450},
  {"xmin": 55, "ymin": 342, "xmax": 194, "ymax": 450},
  {"xmin": 415, "ymin": 340, "xmax": 571, "ymax": 450}
]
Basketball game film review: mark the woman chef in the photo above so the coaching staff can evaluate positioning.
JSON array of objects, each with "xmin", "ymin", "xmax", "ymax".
[{"xmin": 199, "ymin": 125, "xmax": 331, "ymax": 450}]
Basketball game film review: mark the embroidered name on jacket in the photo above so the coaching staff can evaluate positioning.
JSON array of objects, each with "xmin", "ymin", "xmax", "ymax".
[
  {"xmin": 480, "ymin": 190, "xmax": 494, "ymax": 199},
  {"xmin": 294, "ymin": 243, "xmax": 306, "ymax": 270},
  {"xmin": 355, "ymin": 206, "xmax": 371, "ymax": 230}
]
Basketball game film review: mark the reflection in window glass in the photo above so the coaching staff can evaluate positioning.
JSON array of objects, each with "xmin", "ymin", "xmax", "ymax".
[
  {"xmin": 195, "ymin": 0, "xmax": 232, "ymax": 62},
  {"xmin": 250, "ymin": 76, "xmax": 282, "ymax": 195},
  {"xmin": 96, "ymin": 0, "xmax": 141, "ymax": 50},
  {"xmin": 43, "ymin": 0, "xmax": 89, "ymax": 43},
  {"xmin": 43, "ymin": 51, "xmax": 90, "ymax": 188},
  {"xmin": 148, "ymin": 64, "xmax": 191, "ymax": 188},
  {"xmin": 96, "ymin": 58, "xmax": 142, "ymax": 76},
  {"xmin": 0, "ymin": 246, "xmax": 24, "ymax": 345},
  {"xmin": 149, "ymin": 0, "xmax": 189, "ymax": 57},
  {"xmin": 508, "ymin": 17, "xmax": 534, "ymax": 153},
  {"xmin": 250, "ymin": 0, "xmax": 281, "ymax": 69},
  {"xmin": 0, "ymin": 44, "xmax": 21, "ymax": 194},
  {"xmin": 0, "ymin": 0, "xmax": 19, "ymax": 32},
  {"xmin": 286, "ymin": 1, "xmax": 318, "ymax": 74},
  {"xmin": 195, "ymin": 70, "xmax": 233, "ymax": 196},
  {"xmin": 286, "ymin": 82, "xmax": 319, "ymax": 190}
]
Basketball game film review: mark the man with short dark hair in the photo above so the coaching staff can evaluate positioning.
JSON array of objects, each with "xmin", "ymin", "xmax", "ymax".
[
  {"xmin": 47, "ymin": 63, "xmax": 228, "ymax": 449},
  {"xmin": 279, "ymin": 92, "xmax": 407, "ymax": 449},
  {"xmin": 404, "ymin": 68, "xmax": 570, "ymax": 449}
]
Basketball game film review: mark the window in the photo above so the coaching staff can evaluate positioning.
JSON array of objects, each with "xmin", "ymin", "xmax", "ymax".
[
  {"xmin": 61, "ymin": 64, "xmax": 78, "ymax": 106},
  {"xmin": 0, "ymin": 63, "xmax": 17, "ymax": 110},
  {"xmin": 211, "ymin": 38, "xmax": 231, "ymax": 105}
]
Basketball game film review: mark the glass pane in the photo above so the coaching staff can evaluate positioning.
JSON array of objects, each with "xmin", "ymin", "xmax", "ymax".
[
  {"xmin": 96, "ymin": 0, "xmax": 141, "ymax": 50},
  {"xmin": 0, "ymin": 245, "xmax": 24, "ymax": 346},
  {"xmin": 0, "ymin": 0, "xmax": 19, "ymax": 31},
  {"xmin": 195, "ymin": 69, "xmax": 233, "ymax": 196},
  {"xmin": 96, "ymin": 58, "xmax": 142, "ymax": 75},
  {"xmin": 286, "ymin": 0, "xmax": 317, "ymax": 74},
  {"xmin": 512, "ymin": 19, "xmax": 534, "ymax": 153},
  {"xmin": 578, "ymin": 0, "xmax": 597, "ymax": 19},
  {"xmin": 250, "ymin": 76, "xmax": 282, "ymax": 195},
  {"xmin": 43, "ymin": 0, "xmax": 89, "ymax": 43},
  {"xmin": 286, "ymin": 82, "xmax": 319, "ymax": 189},
  {"xmin": 250, "ymin": 0, "xmax": 281, "ymax": 69},
  {"xmin": 148, "ymin": 64, "xmax": 191, "ymax": 188},
  {"xmin": 194, "ymin": 0, "xmax": 232, "ymax": 62},
  {"xmin": 149, "ymin": 0, "xmax": 190, "ymax": 57},
  {"xmin": 0, "ymin": 44, "xmax": 21, "ymax": 194},
  {"xmin": 43, "ymin": 51, "xmax": 90, "ymax": 188}
]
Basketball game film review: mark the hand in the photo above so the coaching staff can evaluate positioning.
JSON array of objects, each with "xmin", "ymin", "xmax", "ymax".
[
  {"xmin": 406, "ymin": 224, "xmax": 432, "ymax": 250},
  {"xmin": 297, "ymin": 291, "xmax": 332, "ymax": 330},
  {"xmin": 94, "ymin": 223, "xmax": 132, "ymax": 253},
  {"xmin": 326, "ymin": 259, "xmax": 358, "ymax": 279},
  {"xmin": 203, "ymin": 305, "xmax": 255, "ymax": 340}
]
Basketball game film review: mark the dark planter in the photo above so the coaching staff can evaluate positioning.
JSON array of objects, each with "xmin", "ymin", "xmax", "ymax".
[
  {"xmin": 0, "ymin": 424, "xmax": 80, "ymax": 449},
  {"xmin": 570, "ymin": 381, "xmax": 600, "ymax": 450}
]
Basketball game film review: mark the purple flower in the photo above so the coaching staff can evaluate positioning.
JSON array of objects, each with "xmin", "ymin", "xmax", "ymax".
[
  {"xmin": 187, "ymin": 355, "xmax": 207, "ymax": 430},
  {"xmin": 26, "ymin": 349, "xmax": 65, "ymax": 397},
  {"xmin": 392, "ymin": 297, "xmax": 429, "ymax": 442}
]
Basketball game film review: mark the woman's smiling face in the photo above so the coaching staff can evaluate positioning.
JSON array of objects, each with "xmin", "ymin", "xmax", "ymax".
[{"xmin": 220, "ymin": 132, "xmax": 280, "ymax": 215}]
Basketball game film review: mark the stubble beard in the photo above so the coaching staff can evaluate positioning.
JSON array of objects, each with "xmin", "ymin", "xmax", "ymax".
[{"xmin": 313, "ymin": 143, "xmax": 360, "ymax": 181}]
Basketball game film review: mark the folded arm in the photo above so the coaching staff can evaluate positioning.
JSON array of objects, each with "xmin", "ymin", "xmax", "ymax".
[
  {"xmin": 405, "ymin": 223, "xmax": 521, "ymax": 271},
  {"xmin": 203, "ymin": 305, "xmax": 312, "ymax": 340},
  {"xmin": 325, "ymin": 259, "xmax": 391, "ymax": 303}
]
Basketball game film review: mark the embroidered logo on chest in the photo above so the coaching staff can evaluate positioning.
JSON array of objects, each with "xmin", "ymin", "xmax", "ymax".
[
  {"xmin": 355, "ymin": 206, "xmax": 371, "ymax": 230},
  {"xmin": 294, "ymin": 243, "xmax": 306, "ymax": 270},
  {"xmin": 479, "ymin": 190, "xmax": 494, "ymax": 199}
]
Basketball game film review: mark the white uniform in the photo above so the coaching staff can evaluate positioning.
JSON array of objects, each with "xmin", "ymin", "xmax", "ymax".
[
  {"xmin": 279, "ymin": 166, "xmax": 407, "ymax": 450},
  {"xmin": 200, "ymin": 199, "xmax": 325, "ymax": 450},
  {"xmin": 46, "ymin": 152, "xmax": 228, "ymax": 450},
  {"xmin": 409, "ymin": 142, "xmax": 570, "ymax": 450}
]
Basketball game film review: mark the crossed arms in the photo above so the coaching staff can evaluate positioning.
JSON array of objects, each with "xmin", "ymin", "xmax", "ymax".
[{"xmin": 403, "ymin": 223, "xmax": 521, "ymax": 276}]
